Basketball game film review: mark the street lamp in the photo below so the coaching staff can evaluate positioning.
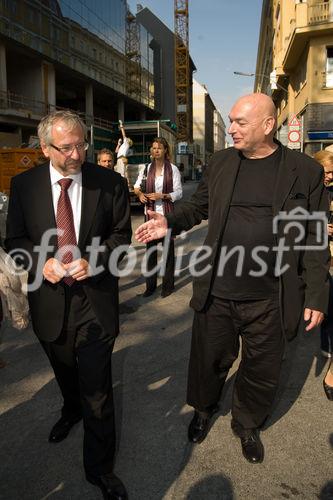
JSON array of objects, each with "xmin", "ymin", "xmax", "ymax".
[{"xmin": 233, "ymin": 71, "xmax": 289, "ymax": 94}]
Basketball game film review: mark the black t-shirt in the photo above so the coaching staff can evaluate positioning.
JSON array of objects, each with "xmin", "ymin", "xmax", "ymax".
[{"xmin": 211, "ymin": 147, "xmax": 281, "ymax": 300}]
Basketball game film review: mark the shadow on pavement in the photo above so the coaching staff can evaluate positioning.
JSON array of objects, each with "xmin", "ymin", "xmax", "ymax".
[
  {"xmin": 185, "ymin": 474, "xmax": 234, "ymax": 499},
  {"xmin": 264, "ymin": 324, "xmax": 325, "ymax": 430}
]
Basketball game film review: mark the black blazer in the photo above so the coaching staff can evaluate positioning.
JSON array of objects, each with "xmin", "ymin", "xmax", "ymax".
[
  {"xmin": 5, "ymin": 162, "xmax": 132, "ymax": 342},
  {"xmin": 166, "ymin": 144, "xmax": 330, "ymax": 340}
]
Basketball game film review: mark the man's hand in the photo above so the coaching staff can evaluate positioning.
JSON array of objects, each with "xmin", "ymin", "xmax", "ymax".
[
  {"xmin": 43, "ymin": 258, "xmax": 66, "ymax": 284},
  {"xmin": 304, "ymin": 308, "xmax": 324, "ymax": 331},
  {"xmin": 64, "ymin": 258, "xmax": 91, "ymax": 281},
  {"xmin": 328, "ymin": 224, "xmax": 333, "ymax": 237},
  {"xmin": 135, "ymin": 210, "xmax": 168, "ymax": 243}
]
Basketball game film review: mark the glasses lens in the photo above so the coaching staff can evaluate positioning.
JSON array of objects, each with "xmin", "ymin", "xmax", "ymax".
[
  {"xmin": 61, "ymin": 146, "xmax": 73, "ymax": 155},
  {"xmin": 59, "ymin": 143, "xmax": 89, "ymax": 155}
]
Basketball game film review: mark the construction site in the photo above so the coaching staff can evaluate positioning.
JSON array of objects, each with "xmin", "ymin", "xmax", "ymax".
[{"xmin": 0, "ymin": 1, "xmax": 210, "ymax": 199}]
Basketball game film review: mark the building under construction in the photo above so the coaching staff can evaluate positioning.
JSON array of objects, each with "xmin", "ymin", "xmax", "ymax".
[{"xmin": 0, "ymin": 0, "xmax": 158, "ymax": 150}]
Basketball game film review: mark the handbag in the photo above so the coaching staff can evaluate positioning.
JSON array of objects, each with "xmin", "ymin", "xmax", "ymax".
[{"xmin": 140, "ymin": 164, "xmax": 148, "ymax": 193}]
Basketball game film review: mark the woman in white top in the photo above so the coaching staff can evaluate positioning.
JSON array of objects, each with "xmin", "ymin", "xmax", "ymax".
[{"xmin": 134, "ymin": 137, "xmax": 182, "ymax": 297}]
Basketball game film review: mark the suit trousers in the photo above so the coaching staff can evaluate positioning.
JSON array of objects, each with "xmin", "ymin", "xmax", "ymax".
[
  {"xmin": 187, "ymin": 295, "xmax": 285, "ymax": 429},
  {"xmin": 145, "ymin": 237, "xmax": 175, "ymax": 293},
  {"xmin": 41, "ymin": 283, "xmax": 116, "ymax": 477}
]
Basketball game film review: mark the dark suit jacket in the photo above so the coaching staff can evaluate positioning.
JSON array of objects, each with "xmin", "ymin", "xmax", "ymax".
[
  {"xmin": 5, "ymin": 162, "xmax": 132, "ymax": 342},
  {"xmin": 167, "ymin": 144, "xmax": 330, "ymax": 340}
]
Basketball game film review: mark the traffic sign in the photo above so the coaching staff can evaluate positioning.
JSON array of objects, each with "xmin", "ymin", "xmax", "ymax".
[
  {"xmin": 289, "ymin": 115, "xmax": 301, "ymax": 127},
  {"xmin": 288, "ymin": 115, "xmax": 301, "ymax": 149},
  {"xmin": 288, "ymin": 130, "xmax": 300, "ymax": 143}
]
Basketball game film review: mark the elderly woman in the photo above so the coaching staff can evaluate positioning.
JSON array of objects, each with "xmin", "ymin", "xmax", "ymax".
[
  {"xmin": 314, "ymin": 150, "xmax": 333, "ymax": 400},
  {"xmin": 134, "ymin": 137, "xmax": 182, "ymax": 298}
]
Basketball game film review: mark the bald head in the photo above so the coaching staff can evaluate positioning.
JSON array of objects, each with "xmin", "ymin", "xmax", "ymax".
[
  {"xmin": 234, "ymin": 93, "xmax": 277, "ymax": 121},
  {"xmin": 228, "ymin": 93, "xmax": 278, "ymax": 158}
]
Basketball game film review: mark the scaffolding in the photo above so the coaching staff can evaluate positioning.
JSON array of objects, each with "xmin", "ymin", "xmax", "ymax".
[
  {"xmin": 174, "ymin": 0, "xmax": 190, "ymax": 142},
  {"xmin": 125, "ymin": 10, "xmax": 142, "ymax": 101}
]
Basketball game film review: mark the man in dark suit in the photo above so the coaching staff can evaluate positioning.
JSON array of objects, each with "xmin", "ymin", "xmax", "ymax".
[
  {"xmin": 135, "ymin": 93, "xmax": 330, "ymax": 464},
  {"xmin": 5, "ymin": 110, "xmax": 131, "ymax": 499}
]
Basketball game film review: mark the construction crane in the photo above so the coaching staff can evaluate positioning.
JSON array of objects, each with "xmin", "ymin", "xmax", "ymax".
[{"xmin": 174, "ymin": 0, "xmax": 191, "ymax": 143}]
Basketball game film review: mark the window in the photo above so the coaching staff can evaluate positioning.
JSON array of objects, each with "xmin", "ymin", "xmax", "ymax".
[{"xmin": 326, "ymin": 47, "xmax": 333, "ymax": 87}]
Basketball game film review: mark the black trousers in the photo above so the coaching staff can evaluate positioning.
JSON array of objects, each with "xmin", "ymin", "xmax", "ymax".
[
  {"xmin": 41, "ymin": 284, "xmax": 116, "ymax": 477},
  {"xmin": 145, "ymin": 237, "xmax": 175, "ymax": 292},
  {"xmin": 187, "ymin": 295, "xmax": 285, "ymax": 429}
]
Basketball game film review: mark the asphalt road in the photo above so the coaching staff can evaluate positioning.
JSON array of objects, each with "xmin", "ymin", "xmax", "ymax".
[{"xmin": 0, "ymin": 181, "xmax": 332, "ymax": 499}]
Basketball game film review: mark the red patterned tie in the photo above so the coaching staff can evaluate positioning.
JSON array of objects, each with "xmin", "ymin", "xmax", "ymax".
[{"xmin": 56, "ymin": 178, "xmax": 77, "ymax": 285}]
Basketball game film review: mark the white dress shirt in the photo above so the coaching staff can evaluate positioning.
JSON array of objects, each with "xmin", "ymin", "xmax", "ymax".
[
  {"xmin": 49, "ymin": 163, "xmax": 82, "ymax": 242},
  {"xmin": 134, "ymin": 162, "xmax": 182, "ymax": 214}
]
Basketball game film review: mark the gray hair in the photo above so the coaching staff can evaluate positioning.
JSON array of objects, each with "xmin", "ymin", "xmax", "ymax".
[{"xmin": 38, "ymin": 109, "xmax": 87, "ymax": 145}]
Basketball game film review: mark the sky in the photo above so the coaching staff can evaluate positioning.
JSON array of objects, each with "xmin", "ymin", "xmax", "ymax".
[{"xmin": 128, "ymin": 0, "xmax": 263, "ymax": 130}]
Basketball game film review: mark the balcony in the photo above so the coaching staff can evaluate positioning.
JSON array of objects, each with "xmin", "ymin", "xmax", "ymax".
[
  {"xmin": 308, "ymin": 2, "xmax": 332, "ymax": 25},
  {"xmin": 283, "ymin": 1, "xmax": 333, "ymax": 71}
]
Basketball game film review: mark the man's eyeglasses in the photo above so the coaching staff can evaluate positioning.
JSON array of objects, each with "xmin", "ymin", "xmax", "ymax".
[{"xmin": 49, "ymin": 142, "xmax": 89, "ymax": 156}]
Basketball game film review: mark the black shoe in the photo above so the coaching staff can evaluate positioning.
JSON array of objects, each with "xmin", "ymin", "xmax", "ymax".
[
  {"xmin": 87, "ymin": 472, "xmax": 128, "ymax": 500},
  {"xmin": 188, "ymin": 405, "xmax": 219, "ymax": 444},
  {"xmin": 48, "ymin": 415, "xmax": 82, "ymax": 443},
  {"xmin": 238, "ymin": 428, "xmax": 264, "ymax": 464},
  {"xmin": 323, "ymin": 380, "xmax": 333, "ymax": 401},
  {"xmin": 161, "ymin": 289, "xmax": 174, "ymax": 298},
  {"xmin": 142, "ymin": 288, "xmax": 156, "ymax": 297}
]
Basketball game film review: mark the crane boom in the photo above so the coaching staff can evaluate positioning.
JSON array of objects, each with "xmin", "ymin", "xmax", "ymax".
[{"xmin": 174, "ymin": 0, "xmax": 191, "ymax": 142}]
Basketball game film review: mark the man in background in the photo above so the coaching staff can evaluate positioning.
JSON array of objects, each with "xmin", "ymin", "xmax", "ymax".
[{"xmin": 97, "ymin": 148, "xmax": 115, "ymax": 170}]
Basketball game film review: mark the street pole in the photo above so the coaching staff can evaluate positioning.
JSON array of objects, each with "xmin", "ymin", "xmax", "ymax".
[{"xmin": 233, "ymin": 71, "xmax": 289, "ymax": 94}]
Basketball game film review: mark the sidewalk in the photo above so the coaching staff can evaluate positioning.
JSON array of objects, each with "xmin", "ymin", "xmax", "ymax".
[{"xmin": 0, "ymin": 181, "xmax": 332, "ymax": 499}]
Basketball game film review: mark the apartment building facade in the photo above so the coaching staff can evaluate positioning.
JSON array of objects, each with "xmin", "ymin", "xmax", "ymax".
[
  {"xmin": 214, "ymin": 109, "xmax": 226, "ymax": 152},
  {"xmin": 192, "ymin": 79, "xmax": 225, "ymax": 164},
  {"xmin": 255, "ymin": 0, "xmax": 333, "ymax": 155}
]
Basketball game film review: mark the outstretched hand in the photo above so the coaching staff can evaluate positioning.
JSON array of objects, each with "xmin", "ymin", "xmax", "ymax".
[{"xmin": 135, "ymin": 210, "xmax": 168, "ymax": 243}]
